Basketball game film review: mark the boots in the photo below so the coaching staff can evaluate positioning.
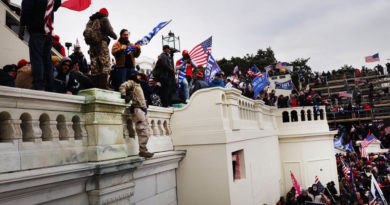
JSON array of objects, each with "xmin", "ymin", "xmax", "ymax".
[
  {"xmin": 91, "ymin": 73, "xmax": 108, "ymax": 89},
  {"xmin": 139, "ymin": 151, "xmax": 154, "ymax": 158}
]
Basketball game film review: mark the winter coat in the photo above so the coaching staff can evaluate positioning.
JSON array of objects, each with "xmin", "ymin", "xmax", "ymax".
[
  {"xmin": 191, "ymin": 79, "xmax": 209, "ymax": 95},
  {"xmin": 87, "ymin": 12, "xmax": 117, "ymax": 44},
  {"xmin": 0, "ymin": 69, "xmax": 14, "ymax": 87},
  {"xmin": 70, "ymin": 70, "xmax": 93, "ymax": 91},
  {"xmin": 15, "ymin": 65, "xmax": 33, "ymax": 89},
  {"xmin": 112, "ymin": 41, "xmax": 141, "ymax": 68},
  {"xmin": 54, "ymin": 67, "xmax": 80, "ymax": 94},
  {"xmin": 153, "ymin": 52, "xmax": 174, "ymax": 80},
  {"xmin": 209, "ymin": 78, "xmax": 225, "ymax": 88},
  {"xmin": 21, "ymin": 0, "xmax": 61, "ymax": 34},
  {"xmin": 69, "ymin": 52, "xmax": 89, "ymax": 74}
]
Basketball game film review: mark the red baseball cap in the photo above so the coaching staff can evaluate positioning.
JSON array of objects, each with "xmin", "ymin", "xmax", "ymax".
[{"xmin": 17, "ymin": 59, "xmax": 30, "ymax": 68}]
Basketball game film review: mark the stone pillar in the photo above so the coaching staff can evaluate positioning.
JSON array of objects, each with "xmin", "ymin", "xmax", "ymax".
[{"xmin": 78, "ymin": 88, "xmax": 128, "ymax": 162}]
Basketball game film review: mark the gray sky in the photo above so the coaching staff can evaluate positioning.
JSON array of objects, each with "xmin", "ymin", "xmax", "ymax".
[{"xmin": 14, "ymin": 0, "xmax": 390, "ymax": 72}]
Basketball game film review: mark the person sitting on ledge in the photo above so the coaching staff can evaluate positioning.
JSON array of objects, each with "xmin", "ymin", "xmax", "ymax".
[{"xmin": 120, "ymin": 72, "xmax": 154, "ymax": 158}]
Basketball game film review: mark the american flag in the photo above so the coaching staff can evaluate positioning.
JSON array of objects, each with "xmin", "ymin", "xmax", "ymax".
[
  {"xmin": 370, "ymin": 175, "xmax": 388, "ymax": 205},
  {"xmin": 247, "ymin": 65, "xmax": 263, "ymax": 77},
  {"xmin": 361, "ymin": 131, "xmax": 377, "ymax": 148},
  {"xmin": 360, "ymin": 145, "xmax": 369, "ymax": 159},
  {"xmin": 265, "ymin": 65, "xmax": 272, "ymax": 72},
  {"xmin": 233, "ymin": 65, "xmax": 239, "ymax": 74},
  {"xmin": 341, "ymin": 160, "xmax": 349, "ymax": 178},
  {"xmin": 365, "ymin": 53, "xmax": 380, "ymax": 63},
  {"xmin": 276, "ymin": 62, "xmax": 287, "ymax": 69},
  {"xmin": 189, "ymin": 36, "xmax": 212, "ymax": 66}
]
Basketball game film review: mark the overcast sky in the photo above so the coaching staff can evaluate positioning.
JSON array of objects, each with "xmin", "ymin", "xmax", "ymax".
[{"xmin": 14, "ymin": 0, "xmax": 390, "ymax": 72}]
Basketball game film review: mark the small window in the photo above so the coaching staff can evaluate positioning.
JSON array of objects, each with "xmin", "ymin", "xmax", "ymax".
[
  {"xmin": 272, "ymin": 77, "xmax": 277, "ymax": 80},
  {"xmin": 279, "ymin": 75, "xmax": 286, "ymax": 79},
  {"xmin": 232, "ymin": 150, "xmax": 245, "ymax": 181}
]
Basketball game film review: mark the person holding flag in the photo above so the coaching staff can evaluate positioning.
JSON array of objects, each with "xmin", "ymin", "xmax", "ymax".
[
  {"xmin": 175, "ymin": 50, "xmax": 197, "ymax": 101},
  {"xmin": 112, "ymin": 29, "xmax": 141, "ymax": 89}
]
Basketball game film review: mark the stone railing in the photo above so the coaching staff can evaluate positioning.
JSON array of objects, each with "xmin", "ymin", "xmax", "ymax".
[
  {"xmin": 276, "ymin": 106, "xmax": 330, "ymax": 136},
  {"xmin": 170, "ymin": 88, "xmax": 278, "ymax": 145},
  {"xmin": 0, "ymin": 86, "xmax": 174, "ymax": 173}
]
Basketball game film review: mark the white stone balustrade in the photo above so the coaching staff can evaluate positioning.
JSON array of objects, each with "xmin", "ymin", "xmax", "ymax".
[
  {"xmin": 276, "ymin": 106, "xmax": 329, "ymax": 136},
  {"xmin": 0, "ymin": 86, "xmax": 175, "ymax": 174}
]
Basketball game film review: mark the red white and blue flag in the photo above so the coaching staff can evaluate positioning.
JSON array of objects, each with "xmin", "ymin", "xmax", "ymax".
[
  {"xmin": 365, "ymin": 53, "xmax": 380, "ymax": 63},
  {"xmin": 360, "ymin": 145, "xmax": 369, "ymax": 159},
  {"xmin": 247, "ymin": 65, "xmax": 263, "ymax": 77},
  {"xmin": 189, "ymin": 36, "xmax": 212, "ymax": 66},
  {"xmin": 61, "ymin": 0, "xmax": 91, "ymax": 11},
  {"xmin": 361, "ymin": 131, "xmax": 377, "ymax": 148},
  {"xmin": 276, "ymin": 62, "xmax": 287, "ymax": 69},
  {"xmin": 370, "ymin": 175, "xmax": 388, "ymax": 205},
  {"xmin": 233, "ymin": 66, "xmax": 239, "ymax": 74}
]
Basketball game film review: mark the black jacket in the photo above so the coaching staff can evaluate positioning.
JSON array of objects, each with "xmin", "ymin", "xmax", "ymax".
[
  {"xmin": 69, "ymin": 52, "xmax": 89, "ymax": 74},
  {"xmin": 54, "ymin": 68, "xmax": 80, "ymax": 94},
  {"xmin": 21, "ymin": 0, "xmax": 61, "ymax": 34},
  {"xmin": 153, "ymin": 52, "xmax": 174, "ymax": 80},
  {"xmin": 0, "ymin": 70, "xmax": 15, "ymax": 87}
]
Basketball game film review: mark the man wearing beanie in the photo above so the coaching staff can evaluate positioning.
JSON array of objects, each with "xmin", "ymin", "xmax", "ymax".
[
  {"xmin": 15, "ymin": 59, "xmax": 33, "ymax": 89},
  {"xmin": 84, "ymin": 8, "xmax": 117, "ymax": 89},
  {"xmin": 53, "ymin": 57, "xmax": 80, "ymax": 94},
  {"xmin": 190, "ymin": 71, "xmax": 208, "ymax": 95},
  {"xmin": 20, "ymin": 0, "xmax": 61, "ymax": 91}
]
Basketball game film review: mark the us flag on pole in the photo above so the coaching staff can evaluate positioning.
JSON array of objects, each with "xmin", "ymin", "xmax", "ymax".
[
  {"xmin": 189, "ymin": 36, "xmax": 212, "ymax": 66},
  {"xmin": 361, "ymin": 131, "xmax": 377, "ymax": 148},
  {"xmin": 341, "ymin": 160, "xmax": 349, "ymax": 178},
  {"xmin": 365, "ymin": 53, "xmax": 380, "ymax": 63},
  {"xmin": 360, "ymin": 145, "xmax": 369, "ymax": 159}
]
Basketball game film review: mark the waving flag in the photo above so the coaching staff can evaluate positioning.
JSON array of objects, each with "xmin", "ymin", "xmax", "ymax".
[
  {"xmin": 341, "ymin": 160, "xmax": 349, "ymax": 179},
  {"xmin": 314, "ymin": 176, "xmax": 325, "ymax": 192},
  {"xmin": 334, "ymin": 136, "xmax": 343, "ymax": 148},
  {"xmin": 204, "ymin": 53, "xmax": 222, "ymax": 84},
  {"xmin": 290, "ymin": 171, "xmax": 301, "ymax": 198},
  {"xmin": 365, "ymin": 53, "xmax": 380, "ymax": 63},
  {"xmin": 233, "ymin": 66, "xmax": 239, "ymax": 74},
  {"xmin": 189, "ymin": 37, "xmax": 212, "ymax": 66},
  {"xmin": 276, "ymin": 62, "xmax": 287, "ymax": 69},
  {"xmin": 265, "ymin": 65, "xmax": 272, "ymax": 72},
  {"xmin": 370, "ymin": 175, "xmax": 388, "ymax": 205},
  {"xmin": 252, "ymin": 72, "xmax": 270, "ymax": 98},
  {"xmin": 360, "ymin": 145, "xmax": 368, "ymax": 159},
  {"xmin": 344, "ymin": 141, "xmax": 354, "ymax": 153},
  {"xmin": 275, "ymin": 80, "xmax": 293, "ymax": 90},
  {"xmin": 248, "ymin": 65, "xmax": 263, "ymax": 77},
  {"xmin": 135, "ymin": 20, "xmax": 172, "ymax": 46},
  {"xmin": 61, "ymin": 0, "xmax": 91, "ymax": 11},
  {"xmin": 361, "ymin": 131, "xmax": 377, "ymax": 148}
]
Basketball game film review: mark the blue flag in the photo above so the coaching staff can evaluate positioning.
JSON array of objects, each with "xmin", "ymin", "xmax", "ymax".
[
  {"xmin": 344, "ymin": 141, "xmax": 354, "ymax": 152},
  {"xmin": 249, "ymin": 65, "xmax": 260, "ymax": 73},
  {"xmin": 252, "ymin": 72, "xmax": 270, "ymax": 98},
  {"xmin": 275, "ymin": 80, "xmax": 293, "ymax": 90},
  {"xmin": 204, "ymin": 53, "xmax": 222, "ymax": 84},
  {"xmin": 334, "ymin": 136, "xmax": 343, "ymax": 148},
  {"xmin": 124, "ymin": 20, "xmax": 172, "ymax": 54},
  {"xmin": 135, "ymin": 20, "xmax": 172, "ymax": 46}
]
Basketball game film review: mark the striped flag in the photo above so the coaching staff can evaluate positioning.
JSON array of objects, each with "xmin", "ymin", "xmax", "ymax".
[
  {"xmin": 360, "ymin": 145, "xmax": 369, "ymax": 159},
  {"xmin": 135, "ymin": 20, "xmax": 172, "ymax": 46},
  {"xmin": 247, "ymin": 65, "xmax": 263, "ymax": 77},
  {"xmin": 265, "ymin": 65, "xmax": 272, "ymax": 72},
  {"xmin": 276, "ymin": 62, "xmax": 287, "ymax": 69},
  {"xmin": 341, "ymin": 160, "xmax": 349, "ymax": 178},
  {"xmin": 365, "ymin": 53, "xmax": 380, "ymax": 63},
  {"xmin": 361, "ymin": 131, "xmax": 377, "ymax": 148},
  {"xmin": 189, "ymin": 36, "xmax": 212, "ymax": 66},
  {"xmin": 314, "ymin": 176, "xmax": 325, "ymax": 192},
  {"xmin": 290, "ymin": 171, "xmax": 301, "ymax": 198}
]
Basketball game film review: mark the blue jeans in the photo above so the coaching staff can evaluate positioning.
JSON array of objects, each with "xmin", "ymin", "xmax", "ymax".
[
  {"xmin": 29, "ymin": 33, "xmax": 54, "ymax": 91},
  {"xmin": 182, "ymin": 78, "xmax": 189, "ymax": 100},
  {"xmin": 116, "ymin": 67, "xmax": 136, "ymax": 87}
]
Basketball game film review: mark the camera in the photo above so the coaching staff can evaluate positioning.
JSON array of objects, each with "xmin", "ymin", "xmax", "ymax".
[{"xmin": 65, "ymin": 42, "xmax": 72, "ymax": 48}]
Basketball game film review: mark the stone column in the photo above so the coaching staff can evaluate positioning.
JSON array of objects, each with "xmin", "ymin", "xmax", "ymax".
[{"xmin": 78, "ymin": 88, "xmax": 128, "ymax": 162}]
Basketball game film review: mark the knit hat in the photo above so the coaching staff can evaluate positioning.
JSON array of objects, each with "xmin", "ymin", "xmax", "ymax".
[
  {"xmin": 53, "ymin": 35, "xmax": 60, "ymax": 41},
  {"xmin": 99, "ymin": 8, "xmax": 109, "ymax": 17},
  {"xmin": 52, "ymin": 56, "xmax": 61, "ymax": 64},
  {"xmin": 60, "ymin": 57, "xmax": 72, "ymax": 65},
  {"xmin": 17, "ymin": 59, "xmax": 30, "ymax": 68}
]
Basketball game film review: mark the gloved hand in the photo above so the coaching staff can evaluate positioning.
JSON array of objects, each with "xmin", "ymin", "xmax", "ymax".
[
  {"xmin": 124, "ymin": 46, "xmax": 137, "ymax": 54},
  {"xmin": 121, "ymin": 95, "xmax": 131, "ymax": 103}
]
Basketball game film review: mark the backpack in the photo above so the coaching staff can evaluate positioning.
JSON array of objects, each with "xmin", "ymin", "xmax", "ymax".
[{"xmin": 83, "ymin": 18, "xmax": 103, "ymax": 45}]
